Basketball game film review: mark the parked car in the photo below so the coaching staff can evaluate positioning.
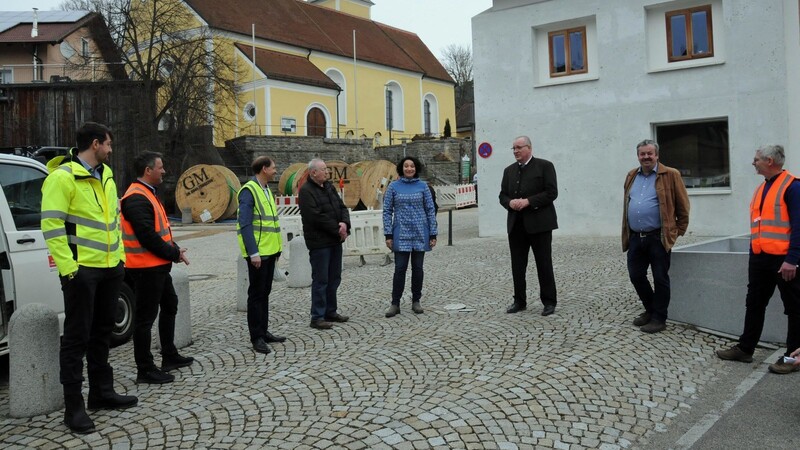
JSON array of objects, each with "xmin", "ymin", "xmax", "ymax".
[{"xmin": 0, "ymin": 153, "xmax": 134, "ymax": 355}]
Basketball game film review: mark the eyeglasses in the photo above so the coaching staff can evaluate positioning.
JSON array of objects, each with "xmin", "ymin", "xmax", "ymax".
[{"xmin": 511, "ymin": 145, "xmax": 529, "ymax": 151}]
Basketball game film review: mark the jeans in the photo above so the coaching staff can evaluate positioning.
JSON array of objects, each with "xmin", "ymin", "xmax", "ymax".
[
  {"xmin": 131, "ymin": 270, "xmax": 179, "ymax": 371},
  {"xmin": 626, "ymin": 233, "xmax": 671, "ymax": 322},
  {"xmin": 392, "ymin": 251, "xmax": 425, "ymax": 304},
  {"xmin": 739, "ymin": 253, "xmax": 800, "ymax": 354},
  {"xmin": 309, "ymin": 244, "xmax": 343, "ymax": 321},
  {"xmin": 246, "ymin": 255, "xmax": 277, "ymax": 343},
  {"xmin": 59, "ymin": 263, "xmax": 124, "ymax": 387}
]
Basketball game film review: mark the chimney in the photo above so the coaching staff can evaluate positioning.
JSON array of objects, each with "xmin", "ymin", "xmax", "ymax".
[{"xmin": 31, "ymin": 8, "xmax": 39, "ymax": 38}]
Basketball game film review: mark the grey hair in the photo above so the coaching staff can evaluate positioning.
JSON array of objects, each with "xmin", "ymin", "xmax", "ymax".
[
  {"xmin": 636, "ymin": 139, "xmax": 659, "ymax": 155},
  {"xmin": 514, "ymin": 135, "xmax": 532, "ymax": 147},
  {"xmin": 308, "ymin": 158, "xmax": 324, "ymax": 170},
  {"xmin": 757, "ymin": 145, "xmax": 785, "ymax": 165}
]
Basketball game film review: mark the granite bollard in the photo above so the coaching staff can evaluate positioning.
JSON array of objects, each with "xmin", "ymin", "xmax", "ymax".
[
  {"xmin": 9, "ymin": 303, "xmax": 62, "ymax": 418},
  {"xmin": 156, "ymin": 265, "xmax": 192, "ymax": 350},
  {"xmin": 288, "ymin": 236, "xmax": 312, "ymax": 288}
]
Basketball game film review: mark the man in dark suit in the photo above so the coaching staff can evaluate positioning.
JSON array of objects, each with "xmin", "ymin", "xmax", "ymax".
[{"xmin": 499, "ymin": 135, "xmax": 559, "ymax": 316}]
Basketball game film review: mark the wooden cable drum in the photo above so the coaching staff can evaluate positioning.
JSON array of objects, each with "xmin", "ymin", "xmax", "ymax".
[
  {"xmin": 290, "ymin": 167, "xmax": 309, "ymax": 196},
  {"xmin": 359, "ymin": 159, "xmax": 398, "ymax": 209},
  {"xmin": 214, "ymin": 165, "xmax": 241, "ymax": 220},
  {"xmin": 324, "ymin": 160, "xmax": 359, "ymax": 209},
  {"xmin": 278, "ymin": 162, "xmax": 307, "ymax": 195},
  {"xmin": 175, "ymin": 164, "xmax": 238, "ymax": 223}
]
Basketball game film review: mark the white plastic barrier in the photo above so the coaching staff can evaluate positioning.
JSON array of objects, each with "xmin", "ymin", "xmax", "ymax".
[
  {"xmin": 433, "ymin": 184, "xmax": 476, "ymax": 209},
  {"xmin": 278, "ymin": 210, "xmax": 390, "ymax": 264},
  {"xmin": 274, "ymin": 195, "xmax": 300, "ymax": 216}
]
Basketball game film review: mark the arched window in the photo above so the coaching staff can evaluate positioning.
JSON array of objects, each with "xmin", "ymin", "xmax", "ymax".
[
  {"xmin": 384, "ymin": 81, "xmax": 404, "ymax": 133},
  {"xmin": 423, "ymin": 93, "xmax": 439, "ymax": 136},
  {"xmin": 326, "ymin": 69, "xmax": 346, "ymax": 125}
]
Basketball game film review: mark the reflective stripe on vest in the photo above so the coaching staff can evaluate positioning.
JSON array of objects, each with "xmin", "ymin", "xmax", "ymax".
[
  {"xmin": 237, "ymin": 180, "xmax": 282, "ymax": 257},
  {"xmin": 750, "ymin": 170, "xmax": 795, "ymax": 255},
  {"xmin": 120, "ymin": 184, "xmax": 173, "ymax": 268}
]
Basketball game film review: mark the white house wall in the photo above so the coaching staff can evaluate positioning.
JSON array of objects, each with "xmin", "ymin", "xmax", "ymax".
[{"xmin": 473, "ymin": 0, "xmax": 799, "ymax": 238}]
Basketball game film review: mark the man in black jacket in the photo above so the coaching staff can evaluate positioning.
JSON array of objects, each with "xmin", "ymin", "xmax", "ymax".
[
  {"xmin": 298, "ymin": 158, "xmax": 351, "ymax": 330},
  {"xmin": 499, "ymin": 136, "xmax": 559, "ymax": 316},
  {"xmin": 120, "ymin": 152, "xmax": 193, "ymax": 384}
]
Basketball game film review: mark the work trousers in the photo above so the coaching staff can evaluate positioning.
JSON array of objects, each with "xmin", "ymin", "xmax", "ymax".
[
  {"xmin": 131, "ymin": 269, "xmax": 179, "ymax": 371},
  {"xmin": 246, "ymin": 255, "xmax": 277, "ymax": 343}
]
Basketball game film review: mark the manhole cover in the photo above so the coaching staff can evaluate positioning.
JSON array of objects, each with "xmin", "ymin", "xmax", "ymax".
[{"xmin": 188, "ymin": 274, "xmax": 217, "ymax": 281}]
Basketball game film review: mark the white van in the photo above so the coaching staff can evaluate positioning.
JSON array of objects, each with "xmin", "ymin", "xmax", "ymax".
[{"xmin": 0, "ymin": 154, "xmax": 134, "ymax": 355}]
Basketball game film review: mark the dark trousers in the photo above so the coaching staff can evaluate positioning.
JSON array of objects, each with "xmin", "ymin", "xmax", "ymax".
[
  {"xmin": 309, "ymin": 244, "xmax": 343, "ymax": 321},
  {"xmin": 508, "ymin": 222, "xmax": 557, "ymax": 306},
  {"xmin": 739, "ymin": 253, "xmax": 800, "ymax": 354},
  {"xmin": 246, "ymin": 255, "xmax": 277, "ymax": 343},
  {"xmin": 627, "ymin": 233, "xmax": 671, "ymax": 322},
  {"xmin": 392, "ymin": 251, "xmax": 425, "ymax": 304},
  {"xmin": 131, "ymin": 270, "xmax": 179, "ymax": 371},
  {"xmin": 60, "ymin": 263, "xmax": 125, "ymax": 388}
]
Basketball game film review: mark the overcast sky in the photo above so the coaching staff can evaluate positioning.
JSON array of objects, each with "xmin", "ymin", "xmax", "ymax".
[{"xmin": 2, "ymin": 0, "xmax": 492, "ymax": 59}]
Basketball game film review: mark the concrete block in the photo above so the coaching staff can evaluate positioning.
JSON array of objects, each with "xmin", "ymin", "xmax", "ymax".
[
  {"xmin": 9, "ymin": 303, "xmax": 62, "ymax": 418},
  {"xmin": 288, "ymin": 236, "xmax": 312, "ymax": 288},
  {"xmin": 237, "ymin": 257, "xmax": 248, "ymax": 312},
  {"xmin": 671, "ymin": 235, "xmax": 787, "ymax": 343},
  {"xmin": 156, "ymin": 266, "xmax": 192, "ymax": 350}
]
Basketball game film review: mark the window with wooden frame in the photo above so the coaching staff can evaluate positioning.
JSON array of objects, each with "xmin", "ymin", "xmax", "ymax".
[
  {"xmin": 666, "ymin": 5, "xmax": 714, "ymax": 62},
  {"xmin": 548, "ymin": 27, "xmax": 587, "ymax": 77}
]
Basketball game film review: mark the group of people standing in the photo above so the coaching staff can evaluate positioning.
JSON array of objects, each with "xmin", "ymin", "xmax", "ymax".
[
  {"xmin": 41, "ymin": 122, "xmax": 800, "ymax": 435},
  {"xmin": 42, "ymin": 123, "xmax": 193, "ymax": 434}
]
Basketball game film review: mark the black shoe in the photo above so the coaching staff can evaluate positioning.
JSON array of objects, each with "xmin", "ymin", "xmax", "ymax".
[
  {"xmin": 253, "ymin": 337, "xmax": 272, "ymax": 354},
  {"xmin": 506, "ymin": 302, "xmax": 526, "ymax": 314},
  {"xmin": 265, "ymin": 332, "xmax": 286, "ymax": 343},
  {"xmin": 640, "ymin": 321, "xmax": 667, "ymax": 334},
  {"xmin": 541, "ymin": 304, "xmax": 556, "ymax": 316},
  {"xmin": 632, "ymin": 312, "xmax": 651, "ymax": 327},
  {"xmin": 161, "ymin": 353, "xmax": 194, "ymax": 372},
  {"xmin": 64, "ymin": 391, "xmax": 95, "ymax": 434},
  {"xmin": 87, "ymin": 391, "xmax": 139, "ymax": 410},
  {"xmin": 325, "ymin": 313, "xmax": 349, "ymax": 323},
  {"xmin": 135, "ymin": 368, "xmax": 175, "ymax": 385}
]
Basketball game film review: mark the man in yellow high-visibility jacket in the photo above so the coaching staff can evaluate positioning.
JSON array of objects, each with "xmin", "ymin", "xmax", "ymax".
[
  {"xmin": 41, "ymin": 122, "xmax": 137, "ymax": 434},
  {"xmin": 237, "ymin": 156, "xmax": 284, "ymax": 355}
]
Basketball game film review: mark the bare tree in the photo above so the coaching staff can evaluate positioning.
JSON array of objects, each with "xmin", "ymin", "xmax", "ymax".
[
  {"xmin": 440, "ymin": 44, "xmax": 473, "ymax": 112},
  {"xmin": 60, "ymin": 0, "xmax": 241, "ymax": 150}
]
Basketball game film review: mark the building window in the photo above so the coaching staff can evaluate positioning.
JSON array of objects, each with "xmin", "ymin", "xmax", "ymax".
[
  {"xmin": 0, "ymin": 68, "xmax": 12, "ymax": 84},
  {"xmin": 385, "ymin": 89, "xmax": 393, "ymax": 130},
  {"xmin": 666, "ymin": 5, "xmax": 713, "ymax": 62},
  {"xmin": 81, "ymin": 37, "xmax": 90, "ymax": 57},
  {"xmin": 243, "ymin": 102, "xmax": 256, "ymax": 122},
  {"xmin": 655, "ymin": 119, "xmax": 729, "ymax": 189},
  {"xmin": 548, "ymin": 27, "xmax": 587, "ymax": 77}
]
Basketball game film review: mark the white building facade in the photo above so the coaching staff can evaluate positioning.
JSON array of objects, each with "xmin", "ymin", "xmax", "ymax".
[{"xmin": 473, "ymin": 0, "xmax": 800, "ymax": 238}]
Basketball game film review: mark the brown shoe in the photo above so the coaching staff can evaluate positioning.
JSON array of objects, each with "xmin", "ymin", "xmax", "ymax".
[
  {"xmin": 716, "ymin": 345, "xmax": 753, "ymax": 363},
  {"xmin": 325, "ymin": 313, "xmax": 349, "ymax": 323},
  {"xmin": 768, "ymin": 357, "xmax": 800, "ymax": 374},
  {"xmin": 310, "ymin": 320, "xmax": 333, "ymax": 330},
  {"xmin": 640, "ymin": 321, "xmax": 666, "ymax": 333},
  {"xmin": 632, "ymin": 312, "xmax": 651, "ymax": 327}
]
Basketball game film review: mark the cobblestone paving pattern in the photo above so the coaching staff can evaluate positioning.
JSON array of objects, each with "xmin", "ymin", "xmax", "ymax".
[{"xmin": 0, "ymin": 210, "xmax": 759, "ymax": 449}]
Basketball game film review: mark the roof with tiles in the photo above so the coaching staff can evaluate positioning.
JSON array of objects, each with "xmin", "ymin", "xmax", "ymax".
[
  {"xmin": 184, "ymin": 0, "xmax": 454, "ymax": 84},
  {"xmin": 233, "ymin": 42, "xmax": 340, "ymax": 90}
]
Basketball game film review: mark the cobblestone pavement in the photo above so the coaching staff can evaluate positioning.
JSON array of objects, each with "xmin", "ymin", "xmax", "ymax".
[{"xmin": 0, "ymin": 209, "xmax": 770, "ymax": 449}]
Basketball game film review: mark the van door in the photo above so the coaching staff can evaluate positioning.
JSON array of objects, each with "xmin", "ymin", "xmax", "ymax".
[{"xmin": 0, "ymin": 160, "xmax": 63, "ymax": 353}]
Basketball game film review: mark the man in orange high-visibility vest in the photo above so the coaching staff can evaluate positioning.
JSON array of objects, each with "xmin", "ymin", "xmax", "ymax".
[
  {"xmin": 120, "ymin": 151, "xmax": 193, "ymax": 385},
  {"xmin": 718, "ymin": 144, "xmax": 800, "ymax": 374}
]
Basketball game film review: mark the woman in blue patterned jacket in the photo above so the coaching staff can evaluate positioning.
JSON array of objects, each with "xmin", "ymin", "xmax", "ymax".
[{"xmin": 383, "ymin": 156, "xmax": 438, "ymax": 318}]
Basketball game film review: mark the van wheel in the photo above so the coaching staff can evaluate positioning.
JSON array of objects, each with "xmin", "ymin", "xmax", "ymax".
[{"xmin": 110, "ymin": 282, "xmax": 135, "ymax": 348}]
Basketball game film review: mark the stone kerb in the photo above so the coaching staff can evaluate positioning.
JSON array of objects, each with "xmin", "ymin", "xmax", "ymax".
[
  {"xmin": 670, "ymin": 235, "xmax": 787, "ymax": 343},
  {"xmin": 155, "ymin": 265, "xmax": 192, "ymax": 350},
  {"xmin": 8, "ymin": 303, "xmax": 62, "ymax": 418},
  {"xmin": 288, "ymin": 236, "xmax": 312, "ymax": 288}
]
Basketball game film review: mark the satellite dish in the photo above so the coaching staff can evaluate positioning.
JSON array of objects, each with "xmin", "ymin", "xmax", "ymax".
[{"xmin": 60, "ymin": 41, "xmax": 76, "ymax": 59}]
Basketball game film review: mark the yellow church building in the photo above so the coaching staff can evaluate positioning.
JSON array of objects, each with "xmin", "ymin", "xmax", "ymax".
[{"xmin": 180, "ymin": 0, "xmax": 456, "ymax": 146}]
